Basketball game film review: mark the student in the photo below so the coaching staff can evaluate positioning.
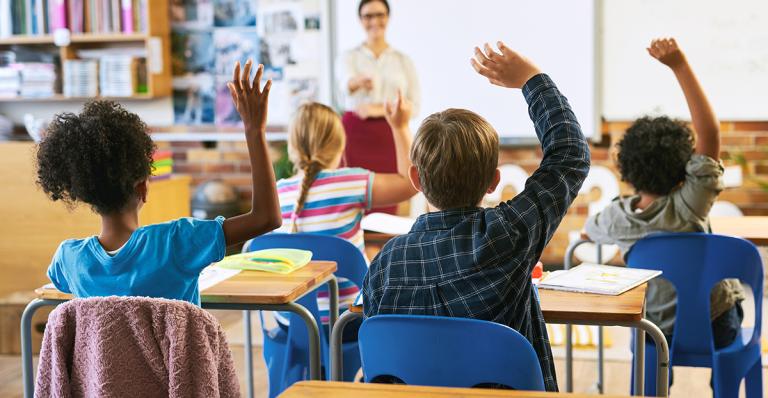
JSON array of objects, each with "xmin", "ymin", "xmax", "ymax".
[
  {"xmin": 583, "ymin": 38, "xmax": 744, "ymax": 355},
  {"xmin": 39, "ymin": 61, "xmax": 282, "ymax": 306},
  {"xmin": 363, "ymin": 42, "xmax": 591, "ymax": 392},
  {"xmin": 272, "ymin": 95, "xmax": 416, "ymax": 331}
]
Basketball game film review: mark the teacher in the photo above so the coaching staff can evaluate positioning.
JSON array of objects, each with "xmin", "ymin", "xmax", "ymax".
[{"xmin": 338, "ymin": 0, "xmax": 420, "ymax": 214}]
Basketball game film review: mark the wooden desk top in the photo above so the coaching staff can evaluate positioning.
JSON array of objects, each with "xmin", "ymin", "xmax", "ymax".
[
  {"xmin": 35, "ymin": 261, "xmax": 337, "ymax": 305},
  {"xmin": 282, "ymin": 381, "xmax": 633, "ymax": 398},
  {"xmin": 539, "ymin": 284, "xmax": 646, "ymax": 323},
  {"xmin": 711, "ymin": 216, "xmax": 768, "ymax": 246},
  {"xmin": 347, "ymin": 284, "xmax": 646, "ymax": 324}
]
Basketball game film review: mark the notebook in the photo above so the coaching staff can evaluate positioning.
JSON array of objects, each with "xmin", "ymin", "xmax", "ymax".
[
  {"xmin": 361, "ymin": 213, "xmax": 415, "ymax": 235},
  {"xmin": 537, "ymin": 263, "xmax": 661, "ymax": 295},
  {"xmin": 214, "ymin": 248, "xmax": 313, "ymax": 274}
]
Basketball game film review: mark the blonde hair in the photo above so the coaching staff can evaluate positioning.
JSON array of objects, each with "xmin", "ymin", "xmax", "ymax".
[
  {"xmin": 410, "ymin": 108, "xmax": 499, "ymax": 209},
  {"xmin": 287, "ymin": 102, "xmax": 346, "ymax": 232}
]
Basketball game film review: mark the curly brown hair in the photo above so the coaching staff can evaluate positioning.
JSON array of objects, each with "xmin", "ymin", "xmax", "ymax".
[
  {"xmin": 617, "ymin": 116, "xmax": 694, "ymax": 195},
  {"xmin": 35, "ymin": 100, "xmax": 156, "ymax": 214}
]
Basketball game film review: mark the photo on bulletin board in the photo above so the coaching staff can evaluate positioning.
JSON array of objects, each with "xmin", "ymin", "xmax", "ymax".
[
  {"xmin": 213, "ymin": 0, "xmax": 259, "ymax": 27},
  {"xmin": 173, "ymin": 74, "xmax": 216, "ymax": 124},
  {"xmin": 171, "ymin": 0, "xmax": 215, "ymax": 29},
  {"xmin": 171, "ymin": 30, "xmax": 215, "ymax": 76}
]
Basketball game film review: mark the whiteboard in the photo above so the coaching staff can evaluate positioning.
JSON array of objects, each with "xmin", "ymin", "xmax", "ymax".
[
  {"xmin": 603, "ymin": 0, "xmax": 768, "ymax": 120},
  {"xmin": 332, "ymin": 0, "xmax": 598, "ymax": 139}
]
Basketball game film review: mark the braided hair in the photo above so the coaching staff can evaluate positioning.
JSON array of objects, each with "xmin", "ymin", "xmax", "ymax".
[{"xmin": 287, "ymin": 103, "xmax": 346, "ymax": 232}]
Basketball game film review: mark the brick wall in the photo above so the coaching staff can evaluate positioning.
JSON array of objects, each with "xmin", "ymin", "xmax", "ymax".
[{"xmin": 159, "ymin": 121, "xmax": 768, "ymax": 264}]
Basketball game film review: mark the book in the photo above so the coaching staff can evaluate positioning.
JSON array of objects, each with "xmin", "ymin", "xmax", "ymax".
[
  {"xmin": 361, "ymin": 213, "xmax": 415, "ymax": 236},
  {"xmin": 537, "ymin": 263, "xmax": 661, "ymax": 296},
  {"xmin": 215, "ymin": 249, "xmax": 313, "ymax": 274},
  {"xmin": 0, "ymin": 0, "xmax": 12, "ymax": 37},
  {"xmin": 49, "ymin": 0, "xmax": 66, "ymax": 31},
  {"xmin": 120, "ymin": 0, "xmax": 131, "ymax": 33}
]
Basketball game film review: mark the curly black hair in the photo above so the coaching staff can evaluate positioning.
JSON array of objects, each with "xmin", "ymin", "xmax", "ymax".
[
  {"xmin": 617, "ymin": 116, "xmax": 694, "ymax": 196},
  {"xmin": 35, "ymin": 100, "xmax": 155, "ymax": 215}
]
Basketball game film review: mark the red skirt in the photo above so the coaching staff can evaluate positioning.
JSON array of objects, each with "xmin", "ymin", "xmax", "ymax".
[{"xmin": 342, "ymin": 112, "xmax": 398, "ymax": 215}]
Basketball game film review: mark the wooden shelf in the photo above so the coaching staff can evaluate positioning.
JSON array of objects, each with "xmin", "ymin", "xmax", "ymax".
[
  {"xmin": 0, "ymin": 33, "xmax": 151, "ymax": 46},
  {"xmin": 0, "ymin": 94, "xmax": 156, "ymax": 102}
]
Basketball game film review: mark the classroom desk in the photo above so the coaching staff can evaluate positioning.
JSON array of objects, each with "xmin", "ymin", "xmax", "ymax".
[
  {"xmin": 711, "ymin": 216, "xmax": 768, "ymax": 246},
  {"xmin": 19, "ymin": 261, "xmax": 339, "ymax": 398},
  {"xmin": 329, "ymin": 284, "xmax": 669, "ymax": 397},
  {"xmin": 281, "ymin": 380, "xmax": 637, "ymax": 398}
]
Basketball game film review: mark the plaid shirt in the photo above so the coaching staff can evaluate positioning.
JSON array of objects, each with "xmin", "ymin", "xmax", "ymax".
[{"xmin": 363, "ymin": 74, "xmax": 590, "ymax": 392}]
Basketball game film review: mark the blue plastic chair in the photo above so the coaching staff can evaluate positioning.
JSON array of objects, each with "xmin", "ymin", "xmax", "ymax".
[
  {"xmin": 626, "ymin": 233, "xmax": 763, "ymax": 397},
  {"xmin": 358, "ymin": 315, "xmax": 546, "ymax": 390},
  {"xmin": 244, "ymin": 233, "xmax": 368, "ymax": 397}
]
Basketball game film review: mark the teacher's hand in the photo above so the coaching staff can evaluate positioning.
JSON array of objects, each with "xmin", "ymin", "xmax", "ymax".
[
  {"xmin": 349, "ymin": 75, "xmax": 374, "ymax": 93},
  {"xmin": 384, "ymin": 90, "xmax": 411, "ymax": 130}
]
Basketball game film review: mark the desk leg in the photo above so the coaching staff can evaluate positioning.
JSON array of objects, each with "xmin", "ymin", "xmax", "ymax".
[
  {"xmin": 21, "ymin": 299, "xmax": 63, "ymax": 398},
  {"xmin": 635, "ymin": 319, "xmax": 669, "ymax": 397},
  {"xmin": 327, "ymin": 276, "xmax": 339, "ymax": 335},
  {"xmin": 565, "ymin": 324, "xmax": 573, "ymax": 392},
  {"xmin": 283, "ymin": 302, "xmax": 322, "ymax": 380},
  {"xmin": 633, "ymin": 327, "xmax": 645, "ymax": 396},
  {"xmin": 243, "ymin": 310, "xmax": 254, "ymax": 398},
  {"xmin": 597, "ymin": 326, "xmax": 604, "ymax": 394},
  {"xmin": 330, "ymin": 310, "xmax": 363, "ymax": 381}
]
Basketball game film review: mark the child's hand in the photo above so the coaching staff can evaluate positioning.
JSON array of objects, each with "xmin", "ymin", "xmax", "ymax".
[
  {"xmin": 471, "ymin": 41, "xmax": 541, "ymax": 89},
  {"xmin": 227, "ymin": 60, "xmax": 272, "ymax": 133},
  {"xmin": 384, "ymin": 90, "xmax": 412, "ymax": 130},
  {"xmin": 647, "ymin": 38, "xmax": 687, "ymax": 70}
]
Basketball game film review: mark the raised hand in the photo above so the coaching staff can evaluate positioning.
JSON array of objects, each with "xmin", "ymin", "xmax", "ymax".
[
  {"xmin": 471, "ymin": 41, "xmax": 541, "ymax": 89},
  {"xmin": 647, "ymin": 38, "xmax": 687, "ymax": 70},
  {"xmin": 227, "ymin": 60, "xmax": 272, "ymax": 134},
  {"xmin": 384, "ymin": 90, "xmax": 412, "ymax": 130}
]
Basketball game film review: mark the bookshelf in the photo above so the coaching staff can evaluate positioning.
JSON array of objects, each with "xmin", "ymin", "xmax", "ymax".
[{"xmin": 0, "ymin": 0, "xmax": 171, "ymax": 100}]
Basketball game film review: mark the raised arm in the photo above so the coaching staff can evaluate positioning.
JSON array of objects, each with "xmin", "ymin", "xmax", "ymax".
[
  {"xmin": 472, "ymin": 42, "xmax": 590, "ymax": 247},
  {"xmin": 221, "ymin": 60, "xmax": 282, "ymax": 246},
  {"xmin": 370, "ymin": 90, "xmax": 418, "ymax": 207},
  {"xmin": 648, "ymin": 38, "xmax": 720, "ymax": 160}
]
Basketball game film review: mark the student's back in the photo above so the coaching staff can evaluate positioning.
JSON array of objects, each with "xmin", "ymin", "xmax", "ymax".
[
  {"xmin": 364, "ymin": 42, "xmax": 590, "ymax": 392},
  {"xmin": 39, "ymin": 61, "xmax": 283, "ymax": 305},
  {"xmin": 584, "ymin": 39, "xmax": 744, "ymax": 352}
]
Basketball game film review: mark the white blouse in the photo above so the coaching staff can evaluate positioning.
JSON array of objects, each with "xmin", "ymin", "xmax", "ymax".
[{"xmin": 337, "ymin": 45, "xmax": 421, "ymax": 117}]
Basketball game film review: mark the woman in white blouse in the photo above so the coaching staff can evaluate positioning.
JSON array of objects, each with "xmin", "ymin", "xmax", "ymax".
[{"xmin": 338, "ymin": 0, "xmax": 420, "ymax": 214}]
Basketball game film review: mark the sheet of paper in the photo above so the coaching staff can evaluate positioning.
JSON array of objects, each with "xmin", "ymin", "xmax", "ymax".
[
  {"xmin": 199, "ymin": 266, "xmax": 241, "ymax": 292},
  {"xmin": 538, "ymin": 263, "xmax": 661, "ymax": 295},
  {"xmin": 361, "ymin": 213, "xmax": 416, "ymax": 236}
]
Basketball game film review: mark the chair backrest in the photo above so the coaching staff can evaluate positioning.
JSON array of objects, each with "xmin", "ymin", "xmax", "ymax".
[
  {"xmin": 244, "ymin": 233, "xmax": 368, "ymax": 286},
  {"xmin": 358, "ymin": 315, "xmax": 546, "ymax": 390},
  {"xmin": 245, "ymin": 233, "xmax": 369, "ymax": 371},
  {"xmin": 626, "ymin": 233, "xmax": 763, "ymax": 355}
]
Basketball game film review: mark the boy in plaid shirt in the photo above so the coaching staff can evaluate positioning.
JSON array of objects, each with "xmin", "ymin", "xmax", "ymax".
[{"xmin": 362, "ymin": 42, "xmax": 590, "ymax": 391}]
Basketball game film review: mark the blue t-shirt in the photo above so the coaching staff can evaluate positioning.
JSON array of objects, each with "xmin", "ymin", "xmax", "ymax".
[{"xmin": 47, "ymin": 217, "xmax": 226, "ymax": 306}]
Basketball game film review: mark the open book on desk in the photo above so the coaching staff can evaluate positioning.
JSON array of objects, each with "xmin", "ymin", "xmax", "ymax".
[
  {"xmin": 538, "ymin": 263, "xmax": 661, "ymax": 295},
  {"xmin": 361, "ymin": 213, "xmax": 416, "ymax": 236}
]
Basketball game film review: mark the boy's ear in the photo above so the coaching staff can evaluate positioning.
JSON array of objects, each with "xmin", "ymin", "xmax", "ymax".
[
  {"xmin": 408, "ymin": 165, "xmax": 423, "ymax": 192},
  {"xmin": 486, "ymin": 168, "xmax": 501, "ymax": 194},
  {"xmin": 135, "ymin": 179, "xmax": 149, "ymax": 203}
]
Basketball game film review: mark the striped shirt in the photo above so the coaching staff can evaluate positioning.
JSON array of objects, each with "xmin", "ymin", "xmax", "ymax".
[{"xmin": 274, "ymin": 167, "xmax": 374, "ymax": 325}]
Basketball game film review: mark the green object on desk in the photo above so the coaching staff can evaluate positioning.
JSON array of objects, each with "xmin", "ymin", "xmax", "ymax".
[{"xmin": 215, "ymin": 248, "xmax": 313, "ymax": 274}]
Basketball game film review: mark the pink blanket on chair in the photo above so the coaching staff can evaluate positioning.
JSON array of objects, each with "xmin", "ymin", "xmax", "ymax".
[{"xmin": 35, "ymin": 296, "xmax": 240, "ymax": 397}]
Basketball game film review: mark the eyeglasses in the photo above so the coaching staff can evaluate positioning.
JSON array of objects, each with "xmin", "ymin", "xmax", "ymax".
[{"xmin": 361, "ymin": 12, "xmax": 387, "ymax": 21}]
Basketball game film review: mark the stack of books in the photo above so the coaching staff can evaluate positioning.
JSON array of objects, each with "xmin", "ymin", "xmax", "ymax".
[
  {"xmin": 0, "ymin": 66, "xmax": 20, "ymax": 97},
  {"xmin": 0, "ymin": 0, "xmax": 148, "ymax": 37},
  {"xmin": 151, "ymin": 150, "xmax": 173, "ymax": 180},
  {"xmin": 99, "ymin": 55, "xmax": 135, "ymax": 96},
  {"xmin": 63, "ymin": 59, "xmax": 98, "ymax": 97},
  {"xmin": 17, "ymin": 62, "xmax": 56, "ymax": 97}
]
